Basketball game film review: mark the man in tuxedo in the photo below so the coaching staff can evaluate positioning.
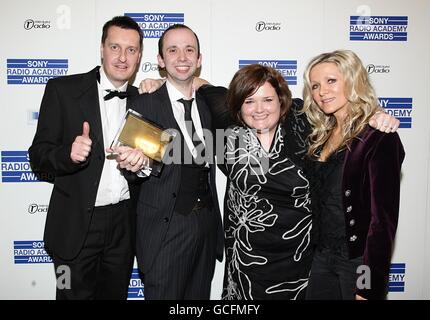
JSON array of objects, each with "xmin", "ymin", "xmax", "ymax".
[
  {"xmin": 114, "ymin": 24, "xmax": 224, "ymax": 299},
  {"xmin": 28, "ymin": 16, "xmax": 143, "ymax": 300}
]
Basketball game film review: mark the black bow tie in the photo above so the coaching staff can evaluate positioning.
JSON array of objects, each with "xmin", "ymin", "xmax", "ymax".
[{"xmin": 104, "ymin": 90, "xmax": 130, "ymax": 101}]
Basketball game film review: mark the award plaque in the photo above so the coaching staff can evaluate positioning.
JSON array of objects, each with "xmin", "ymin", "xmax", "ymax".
[{"xmin": 110, "ymin": 109, "xmax": 176, "ymax": 176}]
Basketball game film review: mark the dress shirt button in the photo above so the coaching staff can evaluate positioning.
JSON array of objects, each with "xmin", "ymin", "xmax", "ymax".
[
  {"xmin": 349, "ymin": 235, "xmax": 357, "ymax": 242},
  {"xmin": 349, "ymin": 219, "xmax": 355, "ymax": 226},
  {"xmin": 345, "ymin": 190, "xmax": 351, "ymax": 197},
  {"xmin": 347, "ymin": 205, "xmax": 352, "ymax": 213}
]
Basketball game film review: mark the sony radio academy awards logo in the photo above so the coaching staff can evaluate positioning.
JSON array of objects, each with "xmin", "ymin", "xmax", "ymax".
[
  {"xmin": 239, "ymin": 60, "xmax": 297, "ymax": 85},
  {"xmin": 14, "ymin": 240, "xmax": 52, "ymax": 264},
  {"xmin": 24, "ymin": 19, "xmax": 51, "ymax": 30},
  {"xmin": 7, "ymin": 59, "xmax": 68, "ymax": 85},
  {"xmin": 350, "ymin": 15, "xmax": 408, "ymax": 41},
  {"xmin": 389, "ymin": 263, "xmax": 405, "ymax": 292},
  {"xmin": 255, "ymin": 21, "xmax": 281, "ymax": 32},
  {"xmin": 1, "ymin": 151, "xmax": 44, "ymax": 183},
  {"xmin": 379, "ymin": 97, "xmax": 412, "ymax": 128},
  {"xmin": 126, "ymin": 13, "xmax": 184, "ymax": 38},
  {"xmin": 128, "ymin": 268, "xmax": 144, "ymax": 299}
]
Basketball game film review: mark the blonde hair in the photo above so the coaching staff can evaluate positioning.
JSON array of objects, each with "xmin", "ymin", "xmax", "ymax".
[{"xmin": 302, "ymin": 50, "xmax": 379, "ymax": 158}]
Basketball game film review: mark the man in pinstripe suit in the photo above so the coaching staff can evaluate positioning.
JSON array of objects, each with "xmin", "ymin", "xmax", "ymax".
[{"xmin": 115, "ymin": 24, "xmax": 223, "ymax": 299}]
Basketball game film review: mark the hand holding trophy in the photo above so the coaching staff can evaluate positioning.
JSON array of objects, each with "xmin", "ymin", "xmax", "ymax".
[
  {"xmin": 106, "ymin": 145, "xmax": 149, "ymax": 173},
  {"xmin": 108, "ymin": 109, "xmax": 176, "ymax": 176}
]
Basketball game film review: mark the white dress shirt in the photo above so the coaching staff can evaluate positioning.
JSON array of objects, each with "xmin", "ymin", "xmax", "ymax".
[
  {"xmin": 137, "ymin": 81, "xmax": 208, "ymax": 178},
  {"xmin": 95, "ymin": 67, "xmax": 130, "ymax": 206},
  {"xmin": 165, "ymin": 80, "xmax": 206, "ymax": 158}
]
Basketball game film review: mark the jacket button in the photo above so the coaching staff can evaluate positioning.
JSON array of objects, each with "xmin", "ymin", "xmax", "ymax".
[
  {"xmin": 345, "ymin": 190, "xmax": 351, "ymax": 197},
  {"xmin": 163, "ymin": 217, "xmax": 169, "ymax": 223},
  {"xmin": 346, "ymin": 205, "xmax": 352, "ymax": 213},
  {"xmin": 349, "ymin": 219, "xmax": 355, "ymax": 226},
  {"xmin": 349, "ymin": 235, "xmax": 357, "ymax": 242},
  {"xmin": 172, "ymin": 193, "xmax": 176, "ymax": 198}
]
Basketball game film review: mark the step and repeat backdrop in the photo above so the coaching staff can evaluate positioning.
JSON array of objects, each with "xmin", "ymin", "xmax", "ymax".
[{"xmin": 1, "ymin": 0, "xmax": 429, "ymax": 299}]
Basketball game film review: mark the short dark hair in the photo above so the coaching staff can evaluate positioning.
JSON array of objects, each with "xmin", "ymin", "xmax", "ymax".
[
  {"xmin": 158, "ymin": 24, "xmax": 200, "ymax": 58},
  {"xmin": 101, "ymin": 16, "xmax": 143, "ymax": 48},
  {"xmin": 227, "ymin": 64, "xmax": 292, "ymax": 125}
]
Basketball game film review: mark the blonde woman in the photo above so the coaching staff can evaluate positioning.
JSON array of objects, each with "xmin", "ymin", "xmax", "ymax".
[{"xmin": 302, "ymin": 50, "xmax": 405, "ymax": 300}]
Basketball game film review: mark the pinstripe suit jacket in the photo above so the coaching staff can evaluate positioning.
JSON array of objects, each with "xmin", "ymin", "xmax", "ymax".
[{"xmin": 129, "ymin": 84, "xmax": 224, "ymax": 274}]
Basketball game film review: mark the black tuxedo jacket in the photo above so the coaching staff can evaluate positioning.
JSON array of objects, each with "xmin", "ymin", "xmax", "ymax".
[
  {"xmin": 128, "ymin": 83, "xmax": 224, "ymax": 274},
  {"xmin": 29, "ymin": 66, "xmax": 140, "ymax": 260}
]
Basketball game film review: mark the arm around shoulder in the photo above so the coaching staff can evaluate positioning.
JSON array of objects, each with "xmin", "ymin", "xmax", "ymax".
[{"xmin": 197, "ymin": 85, "xmax": 234, "ymax": 129}]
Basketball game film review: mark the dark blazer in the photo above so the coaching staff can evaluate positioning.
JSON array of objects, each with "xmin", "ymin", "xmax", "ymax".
[
  {"xmin": 128, "ymin": 83, "xmax": 224, "ymax": 274},
  {"xmin": 342, "ymin": 125, "xmax": 405, "ymax": 299},
  {"xmin": 28, "ymin": 66, "xmax": 140, "ymax": 260}
]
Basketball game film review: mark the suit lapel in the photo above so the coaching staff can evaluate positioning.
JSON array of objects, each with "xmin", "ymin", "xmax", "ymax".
[
  {"xmin": 126, "ymin": 85, "xmax": 139, "ymax": 110},
  {"xmin": 76, "ymin": 67, "xmax": 104, "ymax": 151},
  {"xmin": 156, "ymin": 84, "xmax": 180, "ymax": 130}
]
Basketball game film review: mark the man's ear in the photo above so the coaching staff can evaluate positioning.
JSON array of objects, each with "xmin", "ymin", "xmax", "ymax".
[
  {"xmin": 157, "ymin": 54, "xmax": 165, "ymax": 69},
  {"xmin": 100, "ymin": 43, "xmax": 104, "ymax": 60}
]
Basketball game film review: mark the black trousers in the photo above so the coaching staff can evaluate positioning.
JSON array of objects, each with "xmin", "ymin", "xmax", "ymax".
[
  {"xmin": 143, "ymin": 206, "xmax": 218, "ymax": 300},
  {"xmin": 306, "ymin": 246, "xmax": 363, "ymax": 300},
  {"xmin": 53, "ymin": 200, "xmax": 135, "ymax": 300}
]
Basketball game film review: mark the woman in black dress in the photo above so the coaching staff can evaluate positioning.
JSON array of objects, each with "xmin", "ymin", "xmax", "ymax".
[{"xmin": 200, "ymin": 65, "xmax": 313, "ymax": 299}]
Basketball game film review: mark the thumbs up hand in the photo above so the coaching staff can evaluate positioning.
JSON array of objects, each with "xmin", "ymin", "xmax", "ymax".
[
  {"xmin": 82, "ymin": 121, "xmax": 90, "ymax": 138},
  {"xmin": 70, "ymin": 122, "xmax": 93, "ymax": 163}
]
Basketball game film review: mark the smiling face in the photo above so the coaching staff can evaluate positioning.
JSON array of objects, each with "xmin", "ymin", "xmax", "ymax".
[
  {"xmin": 157, "ymin": 27, "xmax": 201, "ymax": 87},
  {"xmin": 100, "ymin": 26, "xmax": 141, "ymax": 88},
  {"xmin": 309, "ymin": 62, "xmax": 349, "ymax": 120},
  {"xmin": 240, "ymin": 81, "xmax": 281, "ymax": 137}
]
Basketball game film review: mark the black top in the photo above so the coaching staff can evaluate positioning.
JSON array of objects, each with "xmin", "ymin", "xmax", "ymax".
[{"xmin": 309, "ymin": 149, "xmax": 348, "ymax": 256}]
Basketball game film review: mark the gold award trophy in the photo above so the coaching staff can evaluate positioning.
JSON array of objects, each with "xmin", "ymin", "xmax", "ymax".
[{"xmin": 110, "ymin": 109, "xmax": 176, "ymax": 176}]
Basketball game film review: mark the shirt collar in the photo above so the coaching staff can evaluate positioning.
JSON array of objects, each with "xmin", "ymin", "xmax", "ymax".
[{"xmin": 165, "ymin": 80, "xmax": 195, "ymax": 102}]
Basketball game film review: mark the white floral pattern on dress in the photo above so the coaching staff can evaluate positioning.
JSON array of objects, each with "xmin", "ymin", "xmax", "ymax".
[{"xmin": 222, "ymin": 125, "xmax": 312, "ymax": 300}]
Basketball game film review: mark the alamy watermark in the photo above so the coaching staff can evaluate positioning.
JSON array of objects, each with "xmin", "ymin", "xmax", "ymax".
[{"xmin": 159, "ymin": 125, "xmax": 271, "ymax": 175}]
